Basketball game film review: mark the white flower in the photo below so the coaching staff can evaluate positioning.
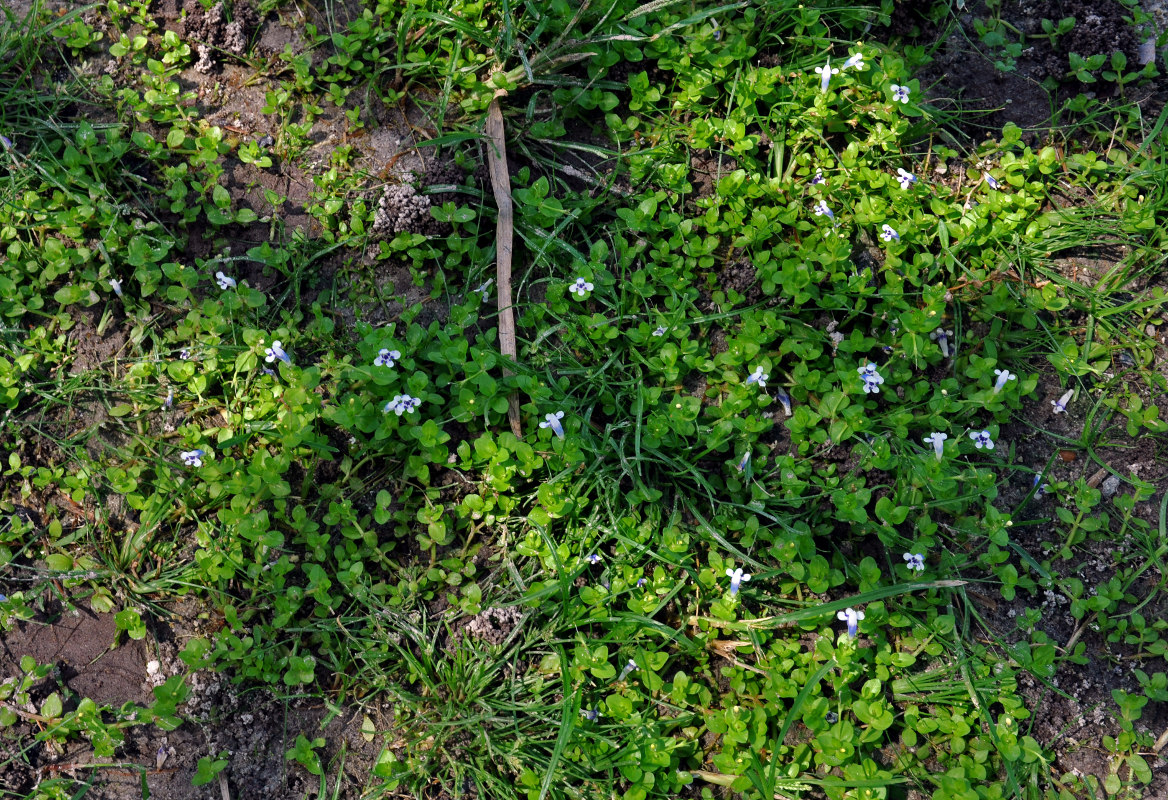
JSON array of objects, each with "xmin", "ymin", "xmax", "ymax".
[
  {"xmin": 617, "ymin": 659, "xmax": 638, "ymax": 682},
  {"xmin": 858, "ymin": 363, "xmax": 884, "ymax": 393},
  {"xmin": 109, "ymin": 278, "xmax": 123, "ymax": 297},
  {"xmin": 890, "ymin": 83, "xmax": 911, "ymax": 103},
  {"xmin": 586, "ymin": 553, "xmax": 602, "ymax": 565},
  {"xmin": 373, "ymin": 348, "xmax": 401, "ymax": 368},
  {"xmin": 843, "ymin": 52, "xmax": 865, "ymax": 70},
  {"xmin": 725, "ymin": 567, "xmax": 751, "ymax": 596},
  {"xmin": 581, "ymin": 708, "xmax": 600, "ymax": 721},
  {"xmin": 930, "ymin": 329, "xmax": 953, "ymax": 358},
  {"xmin": 969, "ymin": 430, "xmax": 995, "ymax": 450},
  {"xmin": 384, "ymin": 394, "xmax": 420, "ymax": 415},
  {"xmin": 652, "ymin": 326, "xmax": 667, "ymax": 337},
  {"xmin": 1051, "ymin": 389, "xmax": 1074, "ymax": 414},
  {"xmin": 264, "ymin": 340, "xmax": 291, "ymax": 365},
  {"xmin": 814, "ymin": 59, "xmax": 840, "ymax": 92},
  {"xmin": 215, "ymin": 271, "xmax": 237, "ymax": 290},
  {"xmin": 180, "ymin": 449, "xmax": 205, "ymax": 467},
  {"xmin": 992, "ymin": 369, "xmax": 1015, "ymax": 394},
  {"xmin": 736, "ymin": 450, "xmax": 751, "ymax": 472},
  {"xmin": 178, "ymin": 348, "xmax": 191, "ymax": 360},
  {"xmin": 810, "ymin": 168, "xmax": 825, "ymax": 185},
  {"xmin": 745, "ymin": 366, "xmax": 768, "ymax": 388},
  {"xmin": 568, "ymin": 277, "xmax": 594, "ymax": 296},
  {"xmin": 880, "ymin": 224, "xmax": 899, "ymax": 242},
  {"xmin": 985, "ymin": 174, "xmax": 1001, "ymax": 189},
  {"xmin": 813, "ymin": 200, "xmax": 834, "ymax": 219},
  {"xmin": 896, "ymin": 168, "xmax": 917, "ymax": 190},
  {"xmin": 903, "ymin": 552, "xmax": 925, "ymax": 572},
  {"xmin": 924, "ymin": 431, "xmax": 948, "ymax": 460},
  {"xmin": 539, "ymin": 410, "xmax": 566, "ymax": 438},
  {"xmin": 837, "ymin": 607, "xmax": 865, "ymax": 637}
]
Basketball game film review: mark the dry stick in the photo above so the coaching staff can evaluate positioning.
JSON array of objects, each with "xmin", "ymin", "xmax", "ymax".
[{"xmin": 485, "ymin": 95, "xmax": 523, "ymax": 438}]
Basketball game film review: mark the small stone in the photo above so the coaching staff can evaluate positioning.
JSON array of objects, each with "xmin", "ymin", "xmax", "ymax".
[
  {"xmin": 1101, "ymin": 474, "xmax": 1121, "ymax": 498},
  {"xmin": 1146, "ymin": 324, "xmax": 1156, "ymax": 337}
]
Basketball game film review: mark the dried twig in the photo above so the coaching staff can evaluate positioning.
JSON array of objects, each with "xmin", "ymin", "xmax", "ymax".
[{"xmin": 485, "ymin": 94, "xmax": 522, "ymax": 438}]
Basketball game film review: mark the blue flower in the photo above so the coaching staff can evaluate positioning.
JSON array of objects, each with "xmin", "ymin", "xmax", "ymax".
[
  {"xmin": 880, "ymin": 224, "xmax": 899, "ymax": 242},
  {"xmin": 373, "ymin": 348, "xmax": 401, "ymax": 368},
  {"xmin": 814, "ymin": 59, "xmax": 839, "ymax": 92},
  {"xmin": 924, "ymin": 431, "xmax": 948, "ymax": 460},
  {"xmin": 1051, "ymin": 389, "xmax": 1073, "ymax": 414},
  {"xmin": 586, "ymin": 553, "xmax": 601, "ymax": 565},
  {"xmin": 652, "ymin": 326, "xmax": 667, "ymax": 337},
  {"xmin": 1033, "ymin": 475, "xmax": 1052, "ymax": 499},
  {"xmin": 0, "ymin": 135, "xmax": 11, "ymax": 150},
  {"xmin": 215, "ymin": 271, "xmax": 237, "ymax": 290},
  {"xmin": 903, "ymin": 552, "xmax": 925, "ymax": 572},
  {"xmin": 890, "ymin": 83, "xmax": 911, "ymax": 103},
  {"xmin": 109, "ymin": 278, "xmax": 123, "ymax": 297},
  {"xmin": 813, "ymin": 200, "xmax": 834, "ymax": 219},
  {"xmin": 178, "ymin": 348, "xmax": 191, "ymax": 360},
  {"xmin": 969, "ymin": 430, "xmax": 995, "ymax": 450},
  {"xmin": 164, "ymin": 387, "xmax": 173, "ymax": 410},
  {"xmin": 745, "ymin": 366, "xmax": 769, "ymax": 388},
  {"xmin": 837, "ymin": 607, "xmax": 864, "ymax": 637},
  {"xmin": 617, "ymin": 658, "xmax": 638, "ymax": 682},
  {"xmin": 636, "ymin": 577, "xmax": 648, "ymax": 588},
  {"xmin": 725, "ymin": 567, "xmax": 751, "ymax": 596},
  {"xmin": 810, "ymin": 168, "xmax": 825, "ymax": 185},
  {"xmin": 180, "ymin": 449, "xmax": 205, "ymax": 467},
  {"xmin": 265, "ymin": 340, "xmax": 291, "ymax": 365},
  {"xmin": 775, "ymin": 387, "xmax": 793, "ymax": 417},
  {"xmin": 984, "ymin": 173, "xmax": 1001, "ymax": 190},
  {"xmin": 568, "ymin": 277, "xmax": 594, "ymax": 296},
  {"xmin": 539, "ymin": 410, "xmax": 566, "ymax": 438},
  {"xmin": 992, "ymin": 369, "xmax": 1015, "ymax": 394},
  {"xmin": 896, "ymin": 168, "xmax": 917, "ymax": 190},
  {"xmin": 735, "ymin": 450, "xmax": 751, "ymax": 472},
  {"xmin": 581, "ymin": 708, "xmax": 600, "ymax": 722},
  {"xmin": 474, "ymin": 278, "xmax": 493, "ymax": 300},
  {"xmin": 843, "ymin": 52, "xmax": 866, "ymax": 70},
  {"xmin": 930, "ymin": 328, "xmax": 953, "ymax": 358}
]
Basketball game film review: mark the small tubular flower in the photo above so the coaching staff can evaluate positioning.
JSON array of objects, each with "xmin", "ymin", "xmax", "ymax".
[
  {"xmin": 215, "ymin": 271, "xmax": 237, "ymax": 290},
  {"xmin": 617, "ymin": 659, "xmax": 638, "ymax": 682},
  {"xmin": 581, "ymin": 708, "xmax": 600, "ymax": 722},
  {"xmin": 924, "ymin": 432, "xmax": 948, "ymax": 460},
  {"xmin": 930, "ymin": 329, "xmax": 953, "ymax": 358},
  {"xmin": 109, "ymin": 279, "xmax": 123, "ymax": 297},
  {"xmin": 984, "ymin": 174, "xmax": 1001, "ymax": 189},
  {"xmin": 164, "ymin": 387, "xmax": 173, "ymax": 410},
  {"xmin": 969, "ymin": 429, "xmax": 995, "ymax": 449},
  {"xmin": 540, "ymin": 410, "xmax": 566, "ymax": 438},
  {"xmin": 474, "ymin": 278, "xmax": 493, "ymax": 300},
  {"xmin": 568, "ymin": 277, "xmax": 594, "ymax": 296},
  {"xmin": 745, "ymin": 366, "xmax": 769, "ymax": 388},
  {"xmin": 813, "ymin": 200, "xmax": 834, "ymax": 219},
  {"xmin": 903, "ymin": 552, "xmax": 925, "ymax": 572},
  {"xmin": 1051, "ymin": 389, "xmax": 1074, "ymax": 414},
  {"xmin": 814, "ymin": 59, "xmax": 839, "ymax": 92},
  {"xmin": 775, "ymin": 387, "xmax": 793, "ymax": 417},
  {"xmin": 652, "ymin": 326, "xmax": 666, "ymax": 337},
  {"xmin": 843, "ymin": 52, "xmax": 865, "ymax": 70},
  {"xmin": 890, "ymin": 83, "xmax": 911, "ymax": 103},
  {"xmin": 880, "ymin": 224, "xmax": 899, "ymax": 242},
  {"xmin": 810, "ymin": 168, "xmax": 825, "ymax": 185},
  {"xmin": 736, "ymin": 450, "xmax": 751, "ymax": 473},
  {"xmin": 373, "ymin": 348, "xmax": 401, "ymax": 368},
  {"xmin": 992, "ymin": 369, "xmax": 1015, "ymax": 394},
  {"xmin": 725, "ymin": 567, "xmax": 751, "ymax": 596},
  {"xmin": 180, "ymin": 449, "xmax": 205, "ymax": 467},
  {"xmin": 896, "ymin": 168, "xmax": 917, "ymax": 190},
  {"xmin": 837, "ymin": 607, "xmax": 865, "ymax": 637},
  {"xmin": 265, "ymin": 340, "xmax": 291, "ymax": 365}
]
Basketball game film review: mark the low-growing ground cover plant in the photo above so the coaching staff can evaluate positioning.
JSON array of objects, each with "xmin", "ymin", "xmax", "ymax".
[{"xmin": 1, "ymin": 0, "xmax": 1167, "ymax": 798}]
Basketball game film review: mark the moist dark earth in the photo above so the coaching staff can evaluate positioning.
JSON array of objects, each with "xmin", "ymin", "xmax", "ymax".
[{"xmin": 2, "ymin": 0, "xmax": 1168, "ymax": 797}]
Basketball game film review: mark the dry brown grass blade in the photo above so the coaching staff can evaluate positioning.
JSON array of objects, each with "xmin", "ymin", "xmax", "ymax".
[{"xmin": 485, "ymin": 95, "xmax": 523, "ymax": 438}]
